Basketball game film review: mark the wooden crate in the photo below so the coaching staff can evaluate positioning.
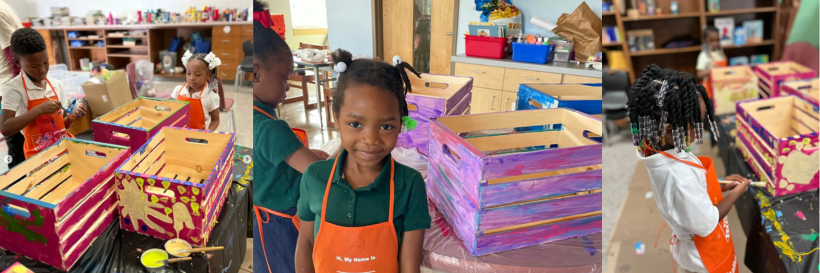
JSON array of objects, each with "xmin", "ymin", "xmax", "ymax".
[
  {"xmin": 93, "ymin": 97, "xmax": 190, "ymax": 153},
  {"xmin": 0, "ymin": 139, "xmax": 130, "ymax": 270},
  {"xmin": 710, "ymin": 66, "xmax": 759, "ymax": 115},
  {"xmin": 115, "ymin": 127, "xmax": 235, "ymax": 247},
  {"xmin": 516, "ymin": 83, "xmax": 603, "ymax": 115},
  {"xmin": 735, "ymin": 96, "xmax": 819, "ymax": 197},
  {"xmin": 398, "ymin": 72, "xmax": 472, "ymax": 156},
  {"xmin": 427, "ymin": 109, "xmax": 602, "ymax": 256},
  {"xmin": 781, "ymin": 78, "xmax": 819, "ymax": 106},
  {"xmin": 753, "ymin": 62, "xmax": 816, "ymax": 98}
]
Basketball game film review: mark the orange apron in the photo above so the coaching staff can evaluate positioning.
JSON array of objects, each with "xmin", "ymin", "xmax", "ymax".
[
  {"xmin": 703, "ymin": 59, "xmax": 728, "ymax": 99},
  {"xmin": 252, "ymin": 105, "xmax": 308, "ymax": 146},
  {"xmin": 176, "ymin": 83, "xmax": 207, "ymax": 130},
  {"xmin": 651, "ymin": 147, "xmax": 738, "ymax": 273},
  {"xmin": 312, "ymin": 154, "xmax": 399, "ymax": 272},
  {"xmin": 21, "ymin": 74, "xmax": 71, "ymax": 159}
]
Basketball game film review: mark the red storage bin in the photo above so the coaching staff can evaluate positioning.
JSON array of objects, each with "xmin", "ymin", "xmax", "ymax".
[{"xmin": 465, "ymin": 35, "xmax": 509, "ymax": 59}]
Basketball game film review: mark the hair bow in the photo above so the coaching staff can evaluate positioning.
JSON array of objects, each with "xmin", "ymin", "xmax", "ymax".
[
  {"xmin": 254, "ymin": 11, "xmax": 273, "ymax": 29},
  {"xmin": 181, "ymin": 50, "xmax": 194, "ymax": 69},
  {"xmin": 203, "ymin": 52, "xmax": 222, "ymax": 70}
]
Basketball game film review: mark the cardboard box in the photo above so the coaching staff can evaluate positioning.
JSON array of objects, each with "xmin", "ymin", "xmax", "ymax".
[{"xmin": 82, "ymin": 71, "xmax": 133, "ymax": 118}]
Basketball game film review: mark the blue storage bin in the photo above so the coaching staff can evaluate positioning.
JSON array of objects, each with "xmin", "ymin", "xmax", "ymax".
[
  {"xmin": 67, "ymin": 31, "xmax": 80, "ymax": 38},
  {"xmin": 512, "ymin": 43, "xmax": 555, "ymax": 64},
  {"xmin": 516, "ymin": 83, "xmax": 602, "ymax": 133}
]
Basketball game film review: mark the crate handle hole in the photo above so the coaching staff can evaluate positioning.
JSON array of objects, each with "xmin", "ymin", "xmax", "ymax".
[
  {"xmin": 155, "ymin": 106, "xmax": 172, "ymax": 111},
  {"xmin": 145, "ymin": 185, "xmax": 175, "ymax": 198},
  {"xmin": 112, "ymin": 131, "xmax": 130, "ymax": 140},
  {"xmin": 2, "ymin": 204, "xmax": 30, "ymax": 219},
  {"xmin": 407, "ymin": 103, "xmax": 418, "ymax": 112},
  {"xmin": 528, "ymin": 99, "xmax": 543, "ymax": 109},
  {"xmin": 756, "ymin": 105, "xmax": 774, "ymax": 111},
  {"xmin": 766, "ymin": 67, "xmax": 779, "ymax": 71},
  {"xmin": 583, "ymin": 130, "xmax": 602, "ymax": 143},
  {"xmin": 185, "ymin": 138, "xmax": 209, "ymax": 144},
  {"xmin": 86, "ymin": 150, "xmax": 107, "ymax": 158},
  {"xmin": 442, "ymin": 144, "xmax": 462, "ymax": 166},
  {"xmin": 723, "ymin": 70, "xmax": 736, "ymax": 75},
  {"xmin": 425, "ymin": 82, "xmax": 449, "ymax": 89}
]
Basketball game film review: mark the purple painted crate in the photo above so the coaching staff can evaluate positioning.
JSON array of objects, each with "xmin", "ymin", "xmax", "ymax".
[
  {"xmin": 398, "ymin": 72, "xmax": 472, "ymax": 156},
  {"xmin": 753, "ymin": 61, "xmax": 816, "ymax": 98},
  {"xmin": 427, "ymin": 108, "xmax": 603, "ymax": 256},
  {"xmin": 0, "ymin": 139, "xmax": 130, "ymax": 270},
  {"xmin": 115, "ymin": 127, "xmax": 235, "ymax": 247},
  {"xmin": 93, "ymin": 97, "xmax": 190, "ymax": 153}
]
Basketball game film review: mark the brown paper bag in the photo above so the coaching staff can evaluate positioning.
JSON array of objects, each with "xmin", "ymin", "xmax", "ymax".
[
  {"xmin": 82, "ymin": 71, "xmax": 133, "ymax": 118},
  {"xmin": 552, "ymin": 2, "xmax": 602, "ymax": 63}
]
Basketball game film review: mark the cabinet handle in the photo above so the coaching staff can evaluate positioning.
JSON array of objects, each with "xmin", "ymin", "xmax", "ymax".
[
  {"xmin": 524, "ymin": 77, "xmax": 539, "ymax": 80},
  {"xmin": 223, "ymin": 39, "xmax": 230, "ymax": 42},
  {"xmin": 490, "ymin": 96, "xmax": 496, "ymax": 110},
  {"xmin": 505, "ymin": 98, "xmax": 510, "ymax": 111},
  {"xmin": 471, "ymin": 70, "xmax": 485, "ymax": 74},
  {"xmin": 222, "ymin": 53, "xmax": 229, "ymax": 56},
  {"xmin": 445, "ymin": 32, "xmax": 452, "ymax": 35}
]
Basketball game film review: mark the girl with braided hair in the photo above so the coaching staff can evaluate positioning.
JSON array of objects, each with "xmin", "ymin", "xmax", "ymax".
[
  {"xmin": 629, "ymin": 64, "xmax": 751, "ymax": 273},
  {"xmin": 295, "ymin": 49, "xmax": 431, "ymax": 273}
]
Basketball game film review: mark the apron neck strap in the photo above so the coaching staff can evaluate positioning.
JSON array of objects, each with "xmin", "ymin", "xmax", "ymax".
[
  {"xmin": 21, "ymin": 73, "xmax": 58, "ymax": 102},
  {"xmin": 253, "ymin": 105, "xmax": 277, "ymax": 120},
  {"xmin": 322, "ymin": 153, "xmax": 396, "ymax": 223},
  {"xmin": 179, "ymin": 82, "xmax": 206, "ymax": 99},
  {"xmin": 643, "ymin": 141, "xmax": 705, "ymax": 170}
]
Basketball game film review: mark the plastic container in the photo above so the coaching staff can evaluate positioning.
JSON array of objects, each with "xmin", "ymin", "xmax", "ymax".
[
  {"xmin": 554, "ymin": 41, "xmax": 574, "ymax": 62},
  {"xmin": 512, "ymin": 43, "xmax": 555, "ymax": 64},
  {"xmin": 52, "ymin": 71, "xmax": 91, "ymax": 96},
  {"xmin": 49, "ymin": 64, "xmax": 68, "ymax": 73},
  {"xmin": 465, "ymin": 35, "xmax": 509, "ymax": 59}
]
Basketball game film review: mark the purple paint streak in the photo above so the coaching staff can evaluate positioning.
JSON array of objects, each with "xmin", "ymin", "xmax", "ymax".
[
  {"xmin": 480, "ymin": 169, "xmax": 602, "ymax": 208},
  {"xmin": 478, "ymin": 193, "xmax": 602, "ymax": 231}
]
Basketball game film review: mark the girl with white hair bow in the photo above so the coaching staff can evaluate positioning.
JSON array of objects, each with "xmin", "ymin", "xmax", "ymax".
[{"xmin": 173, "ymin": 50, "xmax": 223, "ymax": 131}]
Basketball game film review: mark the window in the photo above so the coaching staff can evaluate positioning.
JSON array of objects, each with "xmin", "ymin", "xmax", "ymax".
[{"xmin": 289, "ymin": 0, "xmax": 328, "ymax": 29}]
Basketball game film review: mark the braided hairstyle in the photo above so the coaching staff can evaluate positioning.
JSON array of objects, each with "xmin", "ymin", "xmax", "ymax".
[
  {"xmin": 627, "ymin": 64, "xmax": 717, "ymax": 154},
  {"xmin": 330, "ymin": 49, "xmax": 421, "ymax": 118},
  {"xmin": 186, "ymin": 53, "xmax": 218, "ymax": 95}
]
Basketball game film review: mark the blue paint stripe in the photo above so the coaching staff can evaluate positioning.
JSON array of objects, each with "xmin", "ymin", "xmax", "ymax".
[{"xmin": 0, "ymin": 191, "xmax": 58, "ymax": 209}]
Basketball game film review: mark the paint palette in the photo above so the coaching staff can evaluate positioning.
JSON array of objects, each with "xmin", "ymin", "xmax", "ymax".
[
  {"xmin": 753, "ymin": 61, "xmax": 815, "ymax": 98},
  {"xmin": 427, "ymin": 108, "xmax": 602, "ymax": 256},
  {"xmin": 781, "ymin": 78, "xmax": 819, "ymax": 106},
  {"xmin": 736, "ymin": 96, "xmax": 819, "ymax": 197},
  {"xmin": 93, "ymin": 97, "xmax": 190, "ymax": 153},
  {"xmin": 0, "ymin": 139, "xmax": 130, "ymax": 270},
  {"xmin": 398, "ymin": 72, "xmax": 473, "ymax": 156},
  {"xmin": 115, "ymin": 127, "xmax": 235, "ymax": 247}
]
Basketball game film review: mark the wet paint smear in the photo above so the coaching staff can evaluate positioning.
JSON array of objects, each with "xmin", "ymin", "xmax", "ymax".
[
  {"xmin": 582, "ymin": 235, "xmax": 596, "ymax": 256},
  {"xmin": 800, "ymin": 232, "xmax": 819, "ymax": 242},
  {"xmin": 775, "ymin": 210, "xmax": 782, "ymax": 218},
  {"xmin": 796, "ymin": 211, "xmax": 806, "ymax": 220},
  {"xmin": 756, "ymin": 191, "xmax": 820, "ymax": 263}
]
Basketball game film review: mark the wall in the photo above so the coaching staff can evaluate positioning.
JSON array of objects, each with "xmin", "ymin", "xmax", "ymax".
[
  {"xmin": 10, "ymin": 0, "xmax": 251, "ymax": 20},
  {"xmin": 265, "ymin": 0, "xmax": 326, "ymax": 50},
  {"xmin": 456, "ymin": 0, "xmax": 602, "ymax": 54},
  {"xmin": 325, "ymin": 0, "xmax": 375, "ymax": 58}
]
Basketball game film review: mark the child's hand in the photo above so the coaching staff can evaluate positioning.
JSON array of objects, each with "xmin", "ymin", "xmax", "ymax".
[
  {"xmin": 36, "ymin": 100, "xmax": 62, "ymax": 115},
  {"xmin": 70, "ymin": 103, "xmax": 87, "ymax": 119},
  {"xmin": 731, "ymin": 180, "xmax": 751, "ymax": 194},
  {"xmin": 721, "ymin": 174, "xmax": 751, "ymax": 192},
  {"xmin": 311, "ymin": 149, "xmax": 330, "ymax": 160}
]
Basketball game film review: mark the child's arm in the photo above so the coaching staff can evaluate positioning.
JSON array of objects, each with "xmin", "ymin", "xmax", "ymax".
[
  {"xmin": 0, "ymin": 101, "xmax": 61, "ymax": 136},
  {"xmin": 285, "ymin": 147, "xmax": 324, "ymax": 173},
  {"xmin": 696, "ymin": 51, "xmax": 712, "ymax": 80},
  {"xmin": 715, "ymin": 180, "xmax": 750, "ymax": 220},
  {"xmin": 399, "ymin": 230, "xmax": 424, "ymax": 273},
  {"xmin": 256, "ymin": 120, "xmax": 323, "ymax": 173},
  {"xmin": 295, "ymin": 220, "xmax": 316, "ymax": 273},
  {"xmin": 207, "ymin": 109, "xmax": 220, "ymax": 131}
]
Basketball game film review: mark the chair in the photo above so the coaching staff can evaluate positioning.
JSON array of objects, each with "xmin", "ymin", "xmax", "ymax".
[
  {"xmin": 601, "ymin": 69, "xmax": 630, "ymax": 146},
  {"xmin": 235, "ymin": 39, "xmax": 253, "ymax": 96},
  {"xmin": 323, "ymin": 86, "xmax": 336, "ymax": 128},
  {"xmin": 215, "ymin": 77, "xmax": 236, "ymax": 133},
  {"xmin": 287, "ymin": 43, "xmax": 326, "ymax": 117}
]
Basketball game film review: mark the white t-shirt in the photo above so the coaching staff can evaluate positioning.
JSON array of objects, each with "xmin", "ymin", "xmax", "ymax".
[
  {"xmin": 696, "ymin": 50, "xmax": 726, "ymax": 72},
  {"xmin": 171, "ymin": 83, "xmax": 220, "ymax": 127},
  {"xmin": 637, "ymin": 149, "xmax": 720, "ymax": 273},
  {"xmin": 1, "ymin": 73, "xmax": 66, "ymax": 115},
  {"xmin": 0, "ymin": 0, "xmax": 22, "ymax": 85}
]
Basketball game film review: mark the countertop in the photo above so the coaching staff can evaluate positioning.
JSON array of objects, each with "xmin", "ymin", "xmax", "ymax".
[
  {"xmin": 33, "ymin": 21, "xmax": 251, "ymax": 30},
  {"xmin": 451, "ymin": 54, "xmax": 601, "ymax": 78}
]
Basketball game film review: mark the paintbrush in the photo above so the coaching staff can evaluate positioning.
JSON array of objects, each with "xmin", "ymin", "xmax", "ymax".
[
  {"xmin": 719, "ymin": 180, "xmax": 766, "ymax": 187},
  {"xmin": 175, "ymin": 246, "xmax": 224, "ymax": 254},
  {"xmin": 152, "ymin": 257, "xmax": 192, "ymax": 266}
]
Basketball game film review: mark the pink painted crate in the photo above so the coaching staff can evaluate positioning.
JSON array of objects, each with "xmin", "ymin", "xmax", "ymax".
[
  {"xmin": 93, "ymin": 97, "xmax": 190, "ymax": 153},
  {"xmin": 735, "ymin": 96, "xmax": 819, "ymax": 197},
  {"xmin": 781, "ymin": 78, "xmax": 819, "ymax": 106},
  {"xmin": 709, "ymin": 66, "xmax": 759, "ymax": 115},
  {"xmin": 115, "ymin": 127, "xmax": 235, "ymax": 247},
  {"xmin": 427, "ymin": 108, "xmax": 602, "ymax": 256},
  {"xmin": 398, "ymin": 72, "xmax": 472, "ymax": 156},
  {"xmin": 753, "ymin": 61, "xmax": 816, "ymax": 98},
  {"xmin": 0, "ymin": 139, "xmax": 130, "ymax": 270}
]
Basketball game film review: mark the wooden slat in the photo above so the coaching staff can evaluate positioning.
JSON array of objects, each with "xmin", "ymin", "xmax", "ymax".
[
  {"xmin": 5, "ymin": 156, "xmax": 70, "ymax": 195},
  {"xmin": 120, "ymin": 136, "xmax": 165, "ymax": 171},
  {"xmin": 41, "ymin": 177, "xmax": 81, "ymax": 204},
  {"xmin": 133, "ymin": 149, "xmax": 165, "ymax": 174},
  {"xmin": 24, "ymin": 166, "xmax": 72, "ymax": 200},
  {"xmin": 162, "ymin": 165, "xmax": 209, "ymax": 182},
  {"xmin": 66, "ymin": 141, "xmax": 123, "ymax": 184},
  {"xmin": 483, "ymin": 210, "xmax": 603, "ymax": 235},
  {"xmin": 487, "ymin": 164, "xmax": 602, "ymax": 184},
  {"xmin": 145, "ymin": 160, "xmax": 166, "ymax": 176},
  {"xmin": 438, "ymin": 109, "xmax": 566, "ymax": 133},
  {"xmin": 162, "ymin": 129, "xmax": 231, "ymax": 176},
  {"xmin": 116, "ymin": 112, "xmax": 142, "ymax": 126},
  {"xmin": 466, "ymin": 131, "xmax": 561, "ymax": 152},
  {"xmin": 0, "ymin": 141, "xmax": 67, "ymax": 190}
]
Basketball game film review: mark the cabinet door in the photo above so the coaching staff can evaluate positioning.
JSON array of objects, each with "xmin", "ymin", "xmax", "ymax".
[
  {"xmin": 501, "ymin": 91, "xmax": 519, "ymax": 112},
  {"xmin": 430, "ymin": 0, "xmax": 456, "ymax": 75},
  {"xmin": 454, "ymin": 62, "xmax": 505, "ymax": 90},
  {"xmin": 502, "ymin": 68, "xmax": 562, "ymax": 92},
  {"xmin": 471, "ymin": 87, "xmax": 503, "ymax": 114},
  {"xmin": 562, "ymin": 75, "xmax": 602, "ymax": 83}
]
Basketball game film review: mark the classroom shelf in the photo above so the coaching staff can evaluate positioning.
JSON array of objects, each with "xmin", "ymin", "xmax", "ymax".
[
  {"xmin": 629, "ymin": 46, "xmax": 702, "ymax": 56},
  {"xmin": 603, "ymin": 11, "xmax": 616, "ymax": 16},
  {"xmin": 68, "ymin": 46, "xmax": 106, "ymax": 49},
  {"xmin": 106, "ymin": 35, "xmax": 147, "ymax": 38},
  {"xmin": 603, "ymin": 42, "xmax": 622, "ymax": 47},
  {"xmin": 107, "ymin": 45, "xmax": 148, "ymax": 49},
  {"xmin": 706, "ymin": 7, "xmax": 777, "ymax": 16},
  {"xmin": 68, "ymin": 38, "xmax": 105, "ymax": 41},
  {"xmin": 108, "ymin": 51, "xmax": 149, "ymax": 57},
  {"xmin": 622, "ymin": 12, "xmax": 701, "ymax": 21}
]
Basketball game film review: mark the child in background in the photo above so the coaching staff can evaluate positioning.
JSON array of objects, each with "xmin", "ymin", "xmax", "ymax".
[
  {"xmin": 295, "ymin": 49, "xmax": 431, "ymax": 273},
  {"xmin": 628, "ymin": 64, "xmax": 750, "ymax": 273},
  {"xmin": 0, "ymin": 28, "xmax": 86, "ymax": 159},
  {"xmin": 172, "ymin": 50, "xmax": 221, "ymax": 131},
  {"xmin": 251, "ymin": 0, "xmax": 329, "ymax": 272},
  {"xmin": 697, "ymin": 26, "xmax": 726, "ymax": 97}
]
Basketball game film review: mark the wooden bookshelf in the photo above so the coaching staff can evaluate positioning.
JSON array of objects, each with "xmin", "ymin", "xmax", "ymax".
[
  {"xmin": 609, "ymin": 0, "xmax": 782, "ymax": 82},
  {"xmin": 603, "ymin": 11, "xmax": 617, "ymax": 16}
]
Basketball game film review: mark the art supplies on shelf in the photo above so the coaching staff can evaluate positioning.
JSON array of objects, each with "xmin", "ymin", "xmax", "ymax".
[
  {"xmin": 743, "ymin": 20, "xmax": 764, "ymax": 43},
  {"xmin": 781, "ymin": 78, "xmax": 819, "ymax": 106},
  {"xmin": 714, "ymin": 17, "xmax": 734, "ymax": 46},
  {"xmin": 92, "ymin": 97, "xmax": 191, "ymax": 152},
  {"xmin": 751, "ymin": 54, "xmax": 769, "ymax": 65},
  {"xmin": 0, "ymin": 139, "xmax": 130, "ymax": 271},
  {"xmin": 709, "ymin": 66, "xmax": 759, "ymax": 115},
  {"xmin": 729, "ymin": 56, "xmax": 749, "ymax": 66},
  {"xmin": 468, "ymin": 24, "xmax": 501, "ymax": 37},
  {"xmin": 734, "ymin": 26, "xmax": 745, "ymax": 45},
  {"xmin": 708, "ymin": 0, "xmax": 720, "ymax": 12},
  {"xmin": 427, "ymin": 108, "xmax": 602, "ymax": 256},
  {"xmin": 553, "ymin": 41, "xmax": 574, "ymax": 62},
  {"xmin": 603, "ymin": 26, "xmax": 622, "ymax": 43},
  {"xmin": 753, "ymin": 61, "xmax": 816, "ymax": 98},
  {"xmin": 735, "ymin": 96, "xmax": 819, "ymax": 197},
  {"xmin": 115, "ymin": 127, "xmax": 235, "ymax": 247},
  {"xmin": 626, "ymin": 29, "xmax": 654, "ymax": 52},
  {"xmin": 397, "ymin": 72, "xmax": 473, "ymax": 156}
]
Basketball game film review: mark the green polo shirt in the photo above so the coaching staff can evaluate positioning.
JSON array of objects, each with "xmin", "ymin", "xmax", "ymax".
[
  {"xmin": 297, "ymin": 149, "xmax": 431, "ymax": 246},
  {"xmin": 253, "ymin": 101, "xmax": 304, "ymax": 211}
]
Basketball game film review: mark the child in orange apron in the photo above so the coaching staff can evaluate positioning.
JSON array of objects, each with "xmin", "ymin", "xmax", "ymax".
[
  {"xmin": 0, "ymin": 28, "xmax": 86, "ymax": 160},
  {"xmin": 173, "ymin": 50, "xmax": 221, "ymax": 131},
  {"xmin": 628, "ymin": 64, "xmax": 751, "ymax": 273},
  {"xmin": 252, "ymin": 1, "xmax": 330, "ymax": 272},
  {"xmin": 294, "ymin": 49, "xmax": 431, "ymax": 273},
  {"xmin": 697, "ymin": 26, "xmax": 728, "ymax": 99}
]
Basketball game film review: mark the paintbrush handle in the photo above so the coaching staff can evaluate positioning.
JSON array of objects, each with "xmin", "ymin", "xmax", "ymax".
[
  {"xmin": 166, "ymin": 257, "xmax": 192, "ymax": 264},
  {"xmin": 184, "ymin": 246, "xmax": 224, "ymax": 253},
  {"xmin": 719, "ymin": 181, "xmax": 766, "ymax": 187}
]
